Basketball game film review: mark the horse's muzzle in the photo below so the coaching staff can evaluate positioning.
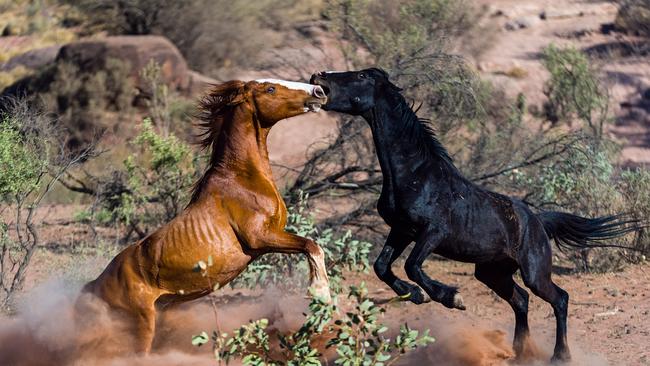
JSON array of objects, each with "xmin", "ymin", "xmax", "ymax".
[{"xmin": 312, "ymin": 85, "xmax": 326, "ymax": 99}]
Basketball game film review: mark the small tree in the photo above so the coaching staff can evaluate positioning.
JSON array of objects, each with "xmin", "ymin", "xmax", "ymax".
[
  {"xmin": 82, "ymin": 118, "xmax": 199, "ymax": 240},
  {"xmin": 542, "ymin": 44, "xmax": 610, "ymax": 138},
  {"xmin": 0, "ymin": 100, "xmax": 94, "ymax": 309}
]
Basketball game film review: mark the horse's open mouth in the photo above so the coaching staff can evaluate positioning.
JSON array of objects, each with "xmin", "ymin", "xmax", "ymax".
[{"xmin": 306, "ymin": 101, "xmax": 323, "ymax": 112}]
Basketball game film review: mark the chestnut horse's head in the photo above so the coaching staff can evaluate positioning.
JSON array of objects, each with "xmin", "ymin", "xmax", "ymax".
[
  {"xmin": 197, "ymin": 79, "xmax": 327, "ymax": 148},
  {"xmin": 251, "ymin": 79, "xmax": 327, "ymax": 124}
]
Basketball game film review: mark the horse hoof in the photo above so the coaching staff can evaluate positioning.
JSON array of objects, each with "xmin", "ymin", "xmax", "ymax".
[
  {"xmin": 408, "ymin": 287, "xmax": 429, "ymax": 304},
  {"xmin": 452, "ymin": 293, "xmax": 466, "ymax": 310},
  {"xmin": 550, "ymin": 352, "xmax": 571, "ymax": 364}
]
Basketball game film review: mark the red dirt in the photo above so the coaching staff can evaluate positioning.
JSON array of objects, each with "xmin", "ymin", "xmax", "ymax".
[{"xmin": 2, "ymin": 243, "xmax": 648, "ymax": 365}]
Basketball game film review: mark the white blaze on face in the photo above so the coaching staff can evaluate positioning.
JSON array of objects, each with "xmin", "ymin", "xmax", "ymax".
[{"xmin": 255, "ymin": 79, "xmax": 316, "ymax": 95}]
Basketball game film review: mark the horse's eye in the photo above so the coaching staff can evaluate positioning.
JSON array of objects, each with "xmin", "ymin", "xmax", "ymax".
[
  {"xmin": 358, "ymin": 73, "xmax": 366, "ymax": 79},
  {"xmin": 266, "ymin": 86, "xmax": 276, "ymax": 94}
]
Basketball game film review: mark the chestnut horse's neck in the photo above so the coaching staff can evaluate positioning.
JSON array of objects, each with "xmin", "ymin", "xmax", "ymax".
[
  {"xmin": 214, "ymin": 105, "xmax": 272, "ymax": 172},
  {"xmin": 190, "ymin": 104, "xmax": 274, "ymax": 204}
]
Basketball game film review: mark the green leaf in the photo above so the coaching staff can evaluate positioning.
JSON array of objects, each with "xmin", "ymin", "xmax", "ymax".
[{"xmin": 191, "ymin": 331, "xmax": 209, "ymax": 346}]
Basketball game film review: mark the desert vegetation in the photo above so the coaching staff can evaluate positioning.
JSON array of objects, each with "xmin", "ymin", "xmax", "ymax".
[{"xmin": 1, "ymin": 0, "xmax": 649, "ymax": 365}]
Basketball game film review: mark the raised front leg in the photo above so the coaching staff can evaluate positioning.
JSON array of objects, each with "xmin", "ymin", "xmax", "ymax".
[
  {"xmin": 374, "ymin": 229, "xmax": 428, "ymax": 304},
  {"xmin": 248, "ymin": 230, "xmax": 330, "ymax": 302},
  {"xmin": 404, "ymin": 226, "xmax": 465, "ymax": 310}
]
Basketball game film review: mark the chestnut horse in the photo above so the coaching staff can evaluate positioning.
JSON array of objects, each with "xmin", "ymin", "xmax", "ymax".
[{"xmin": 82, "ymin": 79, "xmax": 330, "ymax": 354}]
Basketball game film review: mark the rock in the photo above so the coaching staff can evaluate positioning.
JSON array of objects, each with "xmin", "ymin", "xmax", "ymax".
[
  {"xmin": 56, "ymin": 35, "xmax": 190, "ymax": 91},
  {"xmin": 541, "ymin": 4, "xmax": 616, "ymax": 20},
  {"xmin": 187, "ymin": 70, "xmax": 218, "ymax": 95},
  {"xmin": 505, "ymin": 16, "xmax": 540, "ymax": 31},
  {"xmin": 540, "ymin": 9, "xmax": 584, "ymax": 20},
  {"xmin": 643, "ymin": 88, "xmax": 650, "ymax": 100},
  {"xmin": 0, "ymin": 45, "xmax": 60, "ymax": 72}
]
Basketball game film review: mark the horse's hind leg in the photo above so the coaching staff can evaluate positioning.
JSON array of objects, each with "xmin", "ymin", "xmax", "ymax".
[
  {"xmin": 404, "ymin": 227, "xmax": 465, "ymax": 310},
  {"xmin": 131, "ymin": 302, "xmax": 157, "ymax": 354},
  {"xmin": 519, "ymin": 238, "xmax": 570, "ymax": 363},
  {"xmin": 475, "ymin": 261, "xmax": 530, "ymax": 358},
  {"xmin": 374, "ymin": 229, "xmax": 428, "ymax": 304}
]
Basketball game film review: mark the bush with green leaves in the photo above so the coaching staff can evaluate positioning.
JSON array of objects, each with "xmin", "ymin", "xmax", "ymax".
[
  {"xmin": 0, "ymin": 101, "xmax": 92, "ymax": 309},
  {"xmin": 618, "ymin": 169, "xmax": 650, "ymax": 254},
  {"xmin": 232, "ymin": 193, "xmax": 371, "ymax": 293},
  {"xmin": 542, "ymin": 44, "xmax": 609, "ymax": 137},
  {"xmin": 193, "ymin": 283, "xmax": 434, "ymax": 365},
  {"xmin": 86, "ymin": 118, "xmax": 199, "ymax": 239}
]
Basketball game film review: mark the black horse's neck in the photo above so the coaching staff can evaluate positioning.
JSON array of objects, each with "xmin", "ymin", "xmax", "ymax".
[{"xmin": 362, "ymin": 89, "xmax": 458, "ymax": 183}]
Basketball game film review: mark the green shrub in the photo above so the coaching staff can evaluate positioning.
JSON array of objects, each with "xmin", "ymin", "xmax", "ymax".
[
  {"xmin": 542, "ymin": 44, "xmax": 609, "ymax": 137},
  {"xmin": 619, "ymin": 169, "xmax": 650, "ymax": 254},
  {"xmin": 90, "ymin": 118, "xmax": 198, "ymax": 237},
  {"xmin": 0, "ymin": 116, "xmax": 43, "ymax": 199},
  {"xmin": 193, "ymin": 283, "xmax": 434, "ymax": 365},
  {"xmin": 0, "ymin": 101, "xmax": 93, "ymax": 309}
]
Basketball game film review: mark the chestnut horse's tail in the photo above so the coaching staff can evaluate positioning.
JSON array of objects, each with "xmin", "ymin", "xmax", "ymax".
[{"xmin": 536, "ymin": 211, "xmax": 640, "ymax": 251}]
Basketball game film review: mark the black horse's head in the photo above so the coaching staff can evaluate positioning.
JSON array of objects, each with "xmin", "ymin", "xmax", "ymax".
[{"xmin": 310, "ymin": 68, "xmax": 402, "ymax": 115}]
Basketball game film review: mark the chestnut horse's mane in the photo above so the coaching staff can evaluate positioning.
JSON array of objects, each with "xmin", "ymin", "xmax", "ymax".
[
  {"xmin": 196, "ymin": 80, "xmax": 247, "ymax": 150},
  {"xmin": 190, "ymin": 80, "xmax": 247, "ymax": 204}
]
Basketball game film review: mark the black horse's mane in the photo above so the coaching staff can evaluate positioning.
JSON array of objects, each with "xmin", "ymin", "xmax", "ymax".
[{"xmin": 388, "ymin": 88, "xmax": 456, "ymax": 171}]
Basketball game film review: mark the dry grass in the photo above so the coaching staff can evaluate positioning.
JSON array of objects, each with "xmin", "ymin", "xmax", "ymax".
[
  {"xmin": 0, "ymin": 66, "xmax": 32, "ymax": 91},
  {"xmin": 500, "ymin": 66, "xmax": 529, "ymax": 79}
]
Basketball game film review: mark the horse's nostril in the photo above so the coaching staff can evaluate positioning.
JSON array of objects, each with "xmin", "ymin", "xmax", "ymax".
[{"xmin": 313, "ymin": 86, "xmax": 326, "ymax": 98}]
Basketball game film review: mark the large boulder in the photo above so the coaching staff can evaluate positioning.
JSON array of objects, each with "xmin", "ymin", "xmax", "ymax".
[
  {"xmin": 0, "ymin": 45, "xmax": 61, "ymax": 72},
  {"xmin": 1, "ymin": 35, "xmax": 205, "ymax": 108},
  {"xmin": 56, "ymin": 35, "xmax": 190, "ymax": 91}
]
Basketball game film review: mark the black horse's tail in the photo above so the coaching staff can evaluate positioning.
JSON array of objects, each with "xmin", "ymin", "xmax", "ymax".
[{"xmin": 537, "ymin": 211, "xmax": 639, "ymax": 251}]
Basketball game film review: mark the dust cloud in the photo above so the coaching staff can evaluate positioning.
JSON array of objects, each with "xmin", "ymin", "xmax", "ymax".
[{"xmin": 0, "ymin": 280, "xmax": 608, "ymax": 366}]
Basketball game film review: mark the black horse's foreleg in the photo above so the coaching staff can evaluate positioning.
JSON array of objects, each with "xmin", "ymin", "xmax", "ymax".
[
  {"xmin": 404, "ymin": 227, "xmax": 465, "ymax": 310},
  {"xmin": 373, "ymin": 229, "xmax": 428, "ymax": 304},
  {"xmin": 475, "ymin": 261, "xmax": 530, "ymax": 357}
]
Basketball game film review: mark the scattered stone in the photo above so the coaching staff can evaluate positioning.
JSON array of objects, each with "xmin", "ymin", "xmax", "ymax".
[
  {"xmin": 1, "ymin": 25, "xmax": 12, "ymax": 37},
  {"xmin": 505, "ymin": 16, "xmax": 540, "ymax": 31},
  {"xmin": 595, "ymin": 307, "xmax": 620, "ymax": 317},
  {"xmin": 642, "ymin": 89, "xmax": 650, "ymax": 100},
  {"xmin": 601, "ymin": 23, "xmax": 617, "ymax": 35}
]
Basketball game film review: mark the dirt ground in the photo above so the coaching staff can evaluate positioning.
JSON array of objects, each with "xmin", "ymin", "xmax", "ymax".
[
  {"xmin": 2, "ymin": 1, "xmax": 650, "ymax": 365},
  {"xmin": 379, "ymin": 259, "xmax": 650, "ymax": 366},
  {"xmin": 4, "ymin": 234, "xmax": 649, "ymax": 365},
  {"xmin": 5, "ymin": 202, "xmax": 650, "ymax": 366}
]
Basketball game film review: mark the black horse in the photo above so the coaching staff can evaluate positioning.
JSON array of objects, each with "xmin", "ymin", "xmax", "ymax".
[{"xmin": 310, "ymin": 68, "xmax": 638, "ymax": 363}]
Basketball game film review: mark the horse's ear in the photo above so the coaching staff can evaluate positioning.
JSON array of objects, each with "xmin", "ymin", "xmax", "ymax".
[
  {"xmin": 370, "ymin": 67, "xmax": 390, "ymax": 79},
  {"xmin": 368, "ymin": 67, "xmax": 402, "ymax": 92}
]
